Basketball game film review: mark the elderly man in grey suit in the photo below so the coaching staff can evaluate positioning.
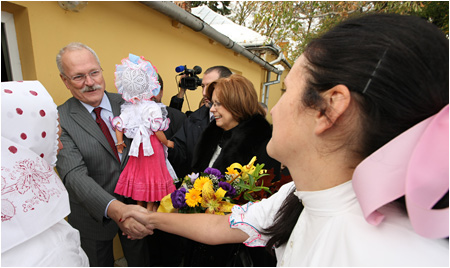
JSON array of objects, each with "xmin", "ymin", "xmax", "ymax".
[{"xmin": 55, "ymin": 42, "xmax": 151, "ymax": 267}]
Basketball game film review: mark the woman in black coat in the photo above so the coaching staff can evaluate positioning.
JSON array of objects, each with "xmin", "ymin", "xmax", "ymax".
[
  {"xmin": 192, "ymin": 74, "xmax": 280, "ymax": 176},
  {"xmin": 188, "ymin": 74, "xmax": 279, "ymax": 267}
]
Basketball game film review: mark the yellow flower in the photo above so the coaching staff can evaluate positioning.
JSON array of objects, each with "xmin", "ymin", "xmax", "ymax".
[
  {"xmin": 225, "ymin": 166, "xmax": 240, "ymax": 180},
  {"xmin": 157, "ymin": 193, "xmax": 176, "ymax": 213},
  {"xmin": 185, "ymin": 188, "xmax": 202, "ymax": 207},
  {"xmin": 201, "ymin": 180, "xmax": 235, "ymax": 215},
  {"xmin": 194, "ymin": 176, "xmax": 210, "ymax": 191},
  {"xmin": 226, "ymin": 156, "xmax": 258, "ymax": 182}
]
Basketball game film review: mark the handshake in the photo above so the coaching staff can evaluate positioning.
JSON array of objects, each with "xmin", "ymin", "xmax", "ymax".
[
  {"xmin": 108, "ymin": 200, "xmax": 158, "ymax": 240},
  {"xmin": 108, "ymin": 200, "xmax": 246, "ymax": 246}
]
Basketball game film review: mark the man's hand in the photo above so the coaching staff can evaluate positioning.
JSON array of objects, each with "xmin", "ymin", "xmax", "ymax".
[
  {"xmin": 122, "ymin": 206, "xmax": 157, "ymax": 232},
  {"xmin": 119, "ymin": 215, "xmax": 152, "ymax": 240},
  {"xmin": 177, "ymin": 74, "xmax": 187, "ymax": 99},
  {"xmin": 107, "ymin": 200, "xmax": 153, "ymax": 239}
]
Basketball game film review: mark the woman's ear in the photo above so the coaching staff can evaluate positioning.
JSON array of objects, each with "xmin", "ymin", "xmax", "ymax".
[{"xmin": 314, "ymin": 85, "xmax": 351, "ymax": 135}]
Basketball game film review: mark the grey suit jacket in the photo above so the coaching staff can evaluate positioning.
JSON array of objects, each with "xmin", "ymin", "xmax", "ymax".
[{"xmin": 56, "ymin": 92, "xmax": 131, "ymax": 241}]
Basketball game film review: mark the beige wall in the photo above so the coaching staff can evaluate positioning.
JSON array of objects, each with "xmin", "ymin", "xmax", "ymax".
[{"xmin": 2, "ymin": 1, "xmax": 289, "ymax": 122}]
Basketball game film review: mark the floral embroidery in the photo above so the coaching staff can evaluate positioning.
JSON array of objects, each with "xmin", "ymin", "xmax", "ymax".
[{"xmin": 1, "ymin": 157, "xmax": 63, "ymax": 222}]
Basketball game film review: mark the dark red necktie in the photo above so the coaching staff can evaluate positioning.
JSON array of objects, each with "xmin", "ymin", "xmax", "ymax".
[{"xmin": 93, "ymin": 107, "xmax": 120, "ymax": 162}]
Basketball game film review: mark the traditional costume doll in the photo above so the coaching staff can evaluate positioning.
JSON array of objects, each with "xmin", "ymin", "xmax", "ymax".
[{"xmin": 112, "ymin": 54, "xmax": 176, "ymax": 211}]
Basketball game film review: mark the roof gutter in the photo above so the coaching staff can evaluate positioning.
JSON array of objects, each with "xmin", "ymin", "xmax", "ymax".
[
  {"xmin": 243, "ymin": 43, "xmax": 292, "ymax": 70},
  {"xmin": 140, "ymin": 1, "xmax": 283, "ymax": 75}
]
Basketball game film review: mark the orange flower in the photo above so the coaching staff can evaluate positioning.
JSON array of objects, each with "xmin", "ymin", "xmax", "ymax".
[{"xmin": 185, "ymin": 188, "xmax": 202, "ymax": 207}]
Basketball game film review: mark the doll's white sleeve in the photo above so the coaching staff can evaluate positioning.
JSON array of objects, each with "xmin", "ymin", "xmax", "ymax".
[
  {"xmin": 228, "ymin": 182, "xmax": 296, "ymax": 247},
  {"xmin": 111, "ymin": 115, "xmax": 124, "ymax": 131},
  {"xmin": 143, "ymin": 102, "xmax": 170, "ymax": 132},
  {"xmin": 111, "ymin": 105, "xmax": 132, "ymax": 132}
]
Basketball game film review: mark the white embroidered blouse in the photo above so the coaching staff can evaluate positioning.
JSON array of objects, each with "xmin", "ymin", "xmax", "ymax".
[{"xmin": 229, "ymin": 181, "xmax": 449, "ymax": 266}]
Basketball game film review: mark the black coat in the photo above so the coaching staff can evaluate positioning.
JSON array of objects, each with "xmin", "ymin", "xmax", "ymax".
[
  {"xmin": 168, "ymin": 105, "xmax": 211, "ymax": 177},
  {"xmin": 164, "ymin": 106, "xmax": 186, "ymax": 140},
  {"xmin": 192, "ymin": 114, "xmax": 280, "ymax": 175}
]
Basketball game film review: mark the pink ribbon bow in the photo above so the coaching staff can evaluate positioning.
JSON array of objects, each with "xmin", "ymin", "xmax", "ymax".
[{"xmin": 353, "ymin": 105, "xmax": 449, "ymax": 239}]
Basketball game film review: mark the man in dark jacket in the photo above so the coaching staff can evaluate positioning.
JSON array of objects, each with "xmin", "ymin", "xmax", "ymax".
[
  {"xmin": 152, "ymin": 73, "xmax": 186, "ymax": 139},
  {"xmin": 168, "ymin": 66, "xmax": 232, "ymax": 177},
  {"xmin": 55, "ymin": 42, "xmax": 150, "ymax": 267}
]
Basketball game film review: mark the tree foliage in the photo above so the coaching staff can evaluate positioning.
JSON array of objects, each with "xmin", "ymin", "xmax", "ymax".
[{"xmin": 226, "ymin": 1, "xmax": 449, "ymax": 65}]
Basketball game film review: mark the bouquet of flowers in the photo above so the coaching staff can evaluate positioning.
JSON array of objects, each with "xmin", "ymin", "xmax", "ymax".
[{"xmin": 158, "ymin": 156, "xmax": 276, "ymax": 215}]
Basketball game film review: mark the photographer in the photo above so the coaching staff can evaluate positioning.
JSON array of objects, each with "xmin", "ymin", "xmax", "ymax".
[{"xmin": 168, "ymin": 65, "xmax": 232, "ymax": 179}]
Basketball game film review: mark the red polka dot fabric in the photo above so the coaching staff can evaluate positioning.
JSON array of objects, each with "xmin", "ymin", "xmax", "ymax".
[
  {"xmin": 8, "ymin": 146, "xmax": 17, "ymax": 154},
  {"xmin": 1, "ymin": 81, "xmax": 59, "ymax": 167}
]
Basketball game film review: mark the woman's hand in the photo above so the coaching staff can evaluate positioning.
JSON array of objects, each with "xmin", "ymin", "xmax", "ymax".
[{"xmin": 108, "ymin": 202, "xmax": 152, "ymax": 240}]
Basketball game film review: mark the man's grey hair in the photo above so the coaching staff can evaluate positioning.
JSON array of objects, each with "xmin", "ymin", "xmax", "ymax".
[{"xmin": 56, "ymin": 42, "xmax": 101, "ymax": 75}]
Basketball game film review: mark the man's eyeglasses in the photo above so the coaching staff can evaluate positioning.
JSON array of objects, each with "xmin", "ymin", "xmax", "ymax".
[{"xmin": 63, "ymin": 69, "xmax": 102, "ymax": 83}]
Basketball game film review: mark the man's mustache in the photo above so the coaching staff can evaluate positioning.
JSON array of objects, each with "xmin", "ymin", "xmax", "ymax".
[{"xmin": 81, "ymin": 84, "xmax": 102, "ymax": 93}]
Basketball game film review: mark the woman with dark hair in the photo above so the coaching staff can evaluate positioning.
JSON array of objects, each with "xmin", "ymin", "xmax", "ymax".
[{"xmin": 123, "ymin": 14, "xmax": 448, "ymax": 266}]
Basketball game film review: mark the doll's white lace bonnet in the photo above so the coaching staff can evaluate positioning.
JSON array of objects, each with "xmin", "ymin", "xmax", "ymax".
[{"xmin": 115, "ymin": 53, "xmax": 160, "ymax": 103}]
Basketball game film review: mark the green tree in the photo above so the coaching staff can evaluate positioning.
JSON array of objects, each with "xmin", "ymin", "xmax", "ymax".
[
  {"xmin": 418, "ymin": 1, "xmax": 449, "ymax": 35},
  {"xmin": 228, "ymin": 1, "xmax": 259, "ymax": 26},
  {"xmin": 226, "ymin": 1, "xmax": 448, "ymax": 64}
]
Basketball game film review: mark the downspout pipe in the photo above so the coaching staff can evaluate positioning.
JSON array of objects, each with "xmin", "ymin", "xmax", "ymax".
[
  {"xmin": 140, "ymin": 1, "xmax": 283, "ymax": 75},
  {"xmin": 247, "ymin": 43, "xmax": 289, "ymax": 104},
  {"xmin": 261, "ymin": 54, "xmax": 284, "ymax": 104}
]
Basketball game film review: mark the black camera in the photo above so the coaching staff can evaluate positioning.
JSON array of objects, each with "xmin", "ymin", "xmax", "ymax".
[{"xmin": 175, "ymin": 65, "xmax": 202, "ymax": 90}]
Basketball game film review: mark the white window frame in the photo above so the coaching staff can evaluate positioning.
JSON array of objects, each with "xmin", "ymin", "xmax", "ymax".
[{"xmin": 2, "ymin": 11, "xmax": 23, "ymax": 81}]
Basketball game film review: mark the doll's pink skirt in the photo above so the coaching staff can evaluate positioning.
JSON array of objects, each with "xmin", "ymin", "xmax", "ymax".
[{"xmin": 114, "ymin": 135, "xmax": 176, "ymax": 202}]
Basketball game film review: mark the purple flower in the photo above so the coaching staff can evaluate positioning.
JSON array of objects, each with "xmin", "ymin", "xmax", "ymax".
[
  {"xmin": 171, "ymin": 188, "xmax": 187, "ymax": 209},
  {"xmin": 218, "ymin": 181, "xmax": 236, "ymax": 197},
  {"xmin": 204, "ymin": 167, "xmax": 224, "ymax": 180}
]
